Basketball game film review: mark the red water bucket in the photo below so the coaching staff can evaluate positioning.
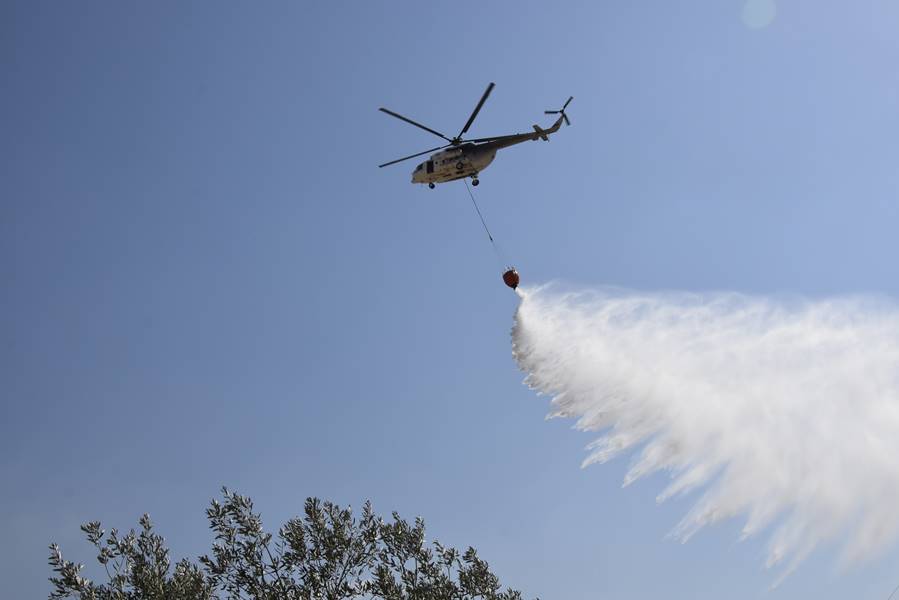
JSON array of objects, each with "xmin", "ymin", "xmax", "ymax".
[{"xmin": 502, "ymin": 268, "xmax": 520, "ymax": 289}]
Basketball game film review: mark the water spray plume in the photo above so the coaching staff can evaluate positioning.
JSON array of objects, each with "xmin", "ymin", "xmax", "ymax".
[{"xmin": 512, "ymin": 284, "xmax": 899, "ymax": 579}]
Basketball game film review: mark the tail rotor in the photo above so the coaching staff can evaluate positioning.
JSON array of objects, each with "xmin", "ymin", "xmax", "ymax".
[{"xmin": 545, "ymin": 96, "xmax": 573, "ymax": 126}]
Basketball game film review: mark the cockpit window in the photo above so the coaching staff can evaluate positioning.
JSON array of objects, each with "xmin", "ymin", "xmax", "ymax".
[{"xmin": 415, "ymin": 164, "xmax": 423, "ymax": 171}]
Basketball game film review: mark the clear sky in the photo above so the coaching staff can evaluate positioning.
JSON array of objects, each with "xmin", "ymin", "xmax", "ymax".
[{"xmin": 4, "ymin": 1, "xmax": 899, "ymax": 598}]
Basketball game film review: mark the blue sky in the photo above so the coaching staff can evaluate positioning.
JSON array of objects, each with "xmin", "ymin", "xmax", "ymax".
[{"xmin": 4, "ymin": 1, "xmax": 899, "ymax": 598}]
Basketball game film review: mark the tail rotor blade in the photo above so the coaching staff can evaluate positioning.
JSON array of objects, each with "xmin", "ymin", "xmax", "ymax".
[{"xmin": 546, "ymin": 96, "xmax": 573, "ymax": 124}]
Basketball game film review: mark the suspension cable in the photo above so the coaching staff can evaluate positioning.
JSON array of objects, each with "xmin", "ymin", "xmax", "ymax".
[{"xmin": 464, "ymin": 179, "xmax": 494, "ymax": 244}]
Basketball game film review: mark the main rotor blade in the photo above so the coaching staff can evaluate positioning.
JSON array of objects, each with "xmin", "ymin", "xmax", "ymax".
[
  {"xmin": 563, "ymin": 96, "xmax": 573, "ymax": 109},
  {"xmin": 379, "ymin": 108, "xmax": 453, "ymax": 143},
  {"xmin": 378, "ymin": 144, "xmax": 449, "ymax": 168},
  {"xmin": 458, "ymin": 82, "xmax": 495, "ymax": 138}
]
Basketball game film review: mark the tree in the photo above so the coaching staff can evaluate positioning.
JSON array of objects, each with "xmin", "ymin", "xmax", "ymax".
[{"xmin": 49, "ymin": 488, "xmax": 529, "ymax": 600}]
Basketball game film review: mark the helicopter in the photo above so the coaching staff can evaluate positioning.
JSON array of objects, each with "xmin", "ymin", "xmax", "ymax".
[{"xmin": 378, "ymin": 83, "xmax": 572, "ymax": 188}]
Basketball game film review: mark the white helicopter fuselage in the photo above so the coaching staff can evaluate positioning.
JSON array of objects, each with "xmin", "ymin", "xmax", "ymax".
[
  {"xmin": 378, "ymin": 82, "xmax": 571, "ymax": 187},
  {"xmin": 411, "ymin": 144, "xmax": 496, "ymax": 185},
  {"xmin": 408, "ymin": 113, "xmax": 566, "ymax": 187}
]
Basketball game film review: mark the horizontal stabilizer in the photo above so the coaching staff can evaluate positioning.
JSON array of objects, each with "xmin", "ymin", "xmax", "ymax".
[{"xmin": 533, "ymin": 125, "xmax": 549, "ymax": 141}]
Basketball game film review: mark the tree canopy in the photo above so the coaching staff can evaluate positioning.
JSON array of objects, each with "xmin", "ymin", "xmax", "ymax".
[{"xmin": 49, "ymin": 489, "xmax": 529, "ymax": 600}]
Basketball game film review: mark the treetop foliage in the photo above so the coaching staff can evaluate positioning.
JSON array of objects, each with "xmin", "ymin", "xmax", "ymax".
[{"xmin": 49, "ymin": 488, "xmax": 529, "ymax": 600}]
